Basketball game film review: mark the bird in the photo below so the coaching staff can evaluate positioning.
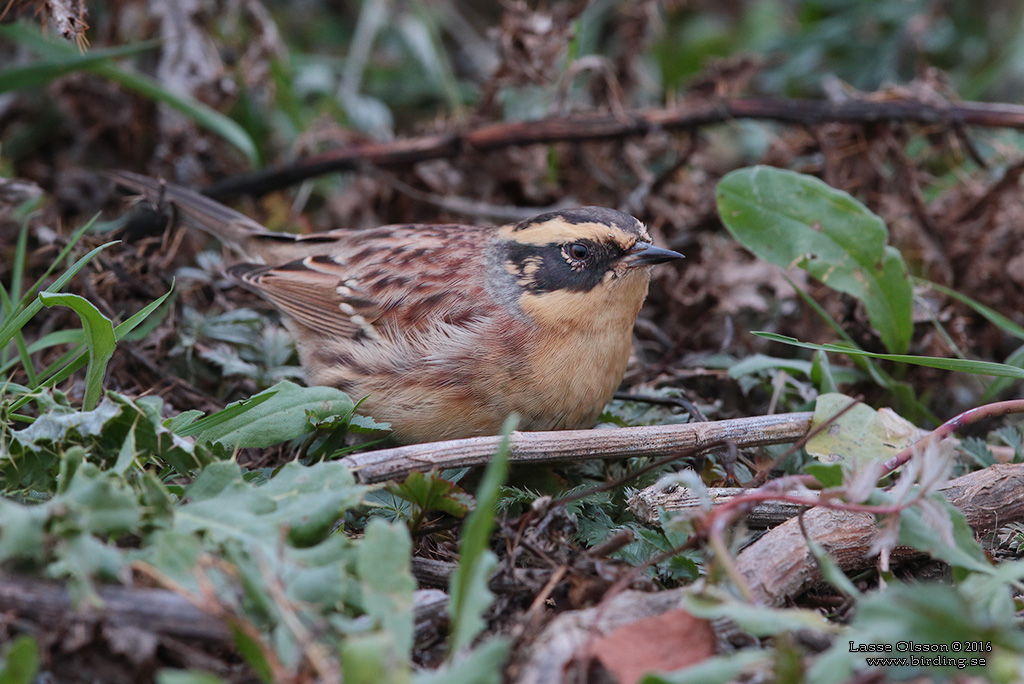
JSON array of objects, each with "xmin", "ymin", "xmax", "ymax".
[{"xmin": 108, "ymin": 170, "xmax": 683, "ymax": 444}]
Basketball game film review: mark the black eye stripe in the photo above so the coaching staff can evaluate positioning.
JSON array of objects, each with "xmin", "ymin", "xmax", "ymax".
[{"xmin": 505, "ymin": 239, "xmax": 617, "ymax": 293}]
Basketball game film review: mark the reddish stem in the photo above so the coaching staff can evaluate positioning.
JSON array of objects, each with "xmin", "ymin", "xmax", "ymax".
[{"xmin": 881, "ymin": 399, "xmax": 1024, "ymax": 475}]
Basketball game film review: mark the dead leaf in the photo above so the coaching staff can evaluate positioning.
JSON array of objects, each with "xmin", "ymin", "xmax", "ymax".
[{"xmin": 586, "ymin": 608, "xmax": 715, "ymax": 684}]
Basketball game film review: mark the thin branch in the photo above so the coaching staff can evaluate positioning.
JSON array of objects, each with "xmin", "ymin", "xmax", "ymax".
[{"xmin": 204, "ymin": 97, "xmax": 1024, "ymax": 199}]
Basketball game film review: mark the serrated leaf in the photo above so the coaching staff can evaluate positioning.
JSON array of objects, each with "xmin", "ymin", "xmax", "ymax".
[
  {"xmin": 897, "ymin": 495, "xmax": 992, "ymax": 574},
  {"xmin": 47, "ymin": 533, "xmax": 127, "ymax": 603},
  {"xmin": 176, "ymin": 460, "xmax": 364, "ymax": 548},
  {"xmin": 386, "ymin": 471, "xmax": 472, "ymax": 521},
  {"xmin": 717, "ymin": 166, "xmax": 912, "ymax": 353},
  {"xmin": 13, "ymin": 398, "xmax": 121, "ymax": 446},
  {"xmin": 349, "ymin": 413, "xmax": 392, "ymax": 434},
  {"xmin": 58, "ymin": 463, "xmax": 141, "ymax": 535}
]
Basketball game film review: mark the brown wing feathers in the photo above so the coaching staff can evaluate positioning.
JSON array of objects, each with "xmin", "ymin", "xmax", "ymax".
[{"xmin": 228, "ymin": 260, "xmax": 381, "ymax": 341}]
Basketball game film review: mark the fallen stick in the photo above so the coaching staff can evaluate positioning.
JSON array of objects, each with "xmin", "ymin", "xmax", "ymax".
[
  {"xmin": 339, "ymin": 412, "xmax": 814, "ymax": 484},
  {"xmin": 629, "ymin": 486, "xmax": 815, "ymax": 528},
  {"xmin": 736, "ymin": 463, "xmax": 1024, "ymax": 606}
]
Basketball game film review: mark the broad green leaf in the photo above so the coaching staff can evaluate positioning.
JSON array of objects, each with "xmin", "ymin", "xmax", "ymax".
[
  {"xmin": 448, "ymin": 416, "xmax": 515, "ymax": 657},
  {"xmin": 806, "ymin": 393, "xmax": 922, "ymax": 466},
  {"xmin": 39, "ymin": 292, "xmax": 116, "ymax": 409},
  {"xmin": 341, "ymin": 633, "xmax": 411, "ymax": 684},
  {"xmin": 182, "ymin": 381, "xmax": 355, "ymax": 448},
  {"xmin": 356, "ymin": 519, "xmax": 416, "ymax": 665},
  {"xmin": 756, "ymin": 333, "xmax": 1024, "ymax": 379},
  {"xmin": 156, "ymin": 670, "xmax": 230, "ymax": 684},
  {"xmin": 717, "ymin": 166, "xmax": 912, "ymax": 353},
  {"xmin": 683, "ymin": 589, "xmax": 833, "ymax": 636},
  {"xmin": 414, "ymin": 638, "xmax": 509, "ymax": 684}
]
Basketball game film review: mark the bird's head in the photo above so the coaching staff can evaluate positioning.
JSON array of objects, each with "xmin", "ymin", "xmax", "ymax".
[{"xmin": 495, "ymin": 207, "xmax": 683, "ymax": 326}]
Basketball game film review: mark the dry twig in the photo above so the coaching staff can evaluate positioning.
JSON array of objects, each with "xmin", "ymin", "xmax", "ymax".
[
  {"xmin": 205, "ymin": 97, "xmax": 1024, "ymax": 198},
  {"xmin": 339, "ymin": 412, "xmax": 814, "ymax": 484}
]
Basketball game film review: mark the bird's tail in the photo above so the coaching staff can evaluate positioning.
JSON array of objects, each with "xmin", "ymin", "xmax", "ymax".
[{"xmin": 105, "ymin": 169, "xmax": 279, "ymax": 258}]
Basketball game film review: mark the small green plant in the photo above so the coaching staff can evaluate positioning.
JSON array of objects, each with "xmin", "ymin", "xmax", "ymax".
[
  {"xmin": 717, "ymin": 166, "xmax": 913, "ymax": 355},
  {"xmin": 716, "ymin": 166, "xmax": 1024, "ymax": 426}
]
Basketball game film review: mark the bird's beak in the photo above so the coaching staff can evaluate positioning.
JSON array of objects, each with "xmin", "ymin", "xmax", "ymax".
[{"xmin": 623, "ymin": 241, "xmax": 684, "ymax": 267}]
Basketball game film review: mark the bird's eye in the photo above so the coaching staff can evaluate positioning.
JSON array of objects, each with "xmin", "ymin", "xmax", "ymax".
[{"xmin": 568, "ymin": 243, "xmax": 590, "ymax": 261}]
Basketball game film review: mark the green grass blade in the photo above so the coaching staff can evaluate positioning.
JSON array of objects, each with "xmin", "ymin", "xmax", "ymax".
[
  {"xmin": 0, "ymin": 330, "xmax": 84, "ymax": 377},
  {"xmin": 173, "ymin": 391, "xmax": 277, "ymax": 438},
  {"xmin": 10, "ymin": 220, "xmax": 30, "ymax": 306},
  {"xmin": 982, "ymin": 343, "xmax": 1024, "ymax": 403},
  {"xmin": 112, "ymin": 281, "xmax": 175, "ymax": 340},
  {"xmin": 17, "ymin": 217, "xmax": 97, "ymax": 310},
  {"xmin": 39, "ymin": 293, "xmax": 116, "ymax": 409},
  {"xmin": 0, "ymin": 284, "xmax": 38, "ymax": 386},
  {"xmin": 0, "ymin": 238, "xmax": 117, "ymax": 353},
  {"xmin": 91, "ymin": 63, "xmax": 259, "ymax": 165},
  {"xmin": 27, "ymin": 284, "xmax": 174, "ymax": 398},
  {"xmin": 448, "ymin": 415, "xmax": 515, "ymax": 657},
  {"xmin": 919, "ymin": 278, "xmax": 1024, "ymax": 341},
  {"xmin": 756, "ymin": 333, "xmax": 1024, "ymax": 379},
  {"xmin": 0, "ymin": 38, "xmax": 161, "ymax": 92},
  {"xmin": 0, "ymin": 22, "xmax": 258, "ymax": 165}
]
